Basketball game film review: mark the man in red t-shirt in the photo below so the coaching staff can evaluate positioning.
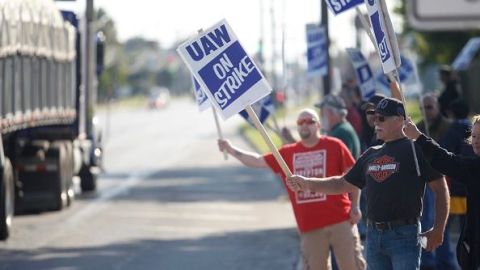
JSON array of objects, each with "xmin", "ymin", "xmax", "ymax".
[{"xmin": 218, "ymin": 109, "xmax": 365, "ymax": 270}]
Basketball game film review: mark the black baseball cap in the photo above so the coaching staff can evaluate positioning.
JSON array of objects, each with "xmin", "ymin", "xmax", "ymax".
[{"xmin": 373, "ymin": 97, "xmax": 406, "ymax": 117}]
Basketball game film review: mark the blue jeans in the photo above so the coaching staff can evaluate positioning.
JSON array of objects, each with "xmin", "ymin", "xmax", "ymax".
[
  {"xmin": 366, "ymin": 223, "xmax": 421, "ymax": 270},
  {"xmin": 421, "ymin": 186, "xmax": 436, "ymax": 268},
  {"xmin": 421, "ymin": 187, "xmax": 458, "ymax": 270}
]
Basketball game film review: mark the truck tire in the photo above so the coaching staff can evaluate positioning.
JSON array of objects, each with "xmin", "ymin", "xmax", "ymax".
[
  {"xmin": 0, "ymin": 159, "xmax": 15, "ymax": 240},
  {"xmin": 80, "ymin": 166, "xmax": 97, "ymax": 192},
  {"xmin": 49, "ymin": 143, "xmax": 68, "ymax": 211}
]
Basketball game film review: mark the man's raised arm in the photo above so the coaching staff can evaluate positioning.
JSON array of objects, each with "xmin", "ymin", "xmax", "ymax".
[{"xmin": 218, "ymin": 139, "xmax": 268, "ymax": 168}]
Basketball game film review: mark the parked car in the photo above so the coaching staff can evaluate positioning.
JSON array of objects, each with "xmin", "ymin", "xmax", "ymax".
[{"xmin": 147, "ymin": 87, "xmax": 170, "ymax": 109}]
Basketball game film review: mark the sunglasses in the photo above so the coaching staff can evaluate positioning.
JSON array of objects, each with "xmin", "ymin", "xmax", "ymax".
[
  {"xmin": 423, "ymin": 105, "xmax": 434, "ymax": 110},
  {"xmin": 297, "ymin": 118, "xmax": 317, "ymax": 126},
  {"xmin": 374, "ymin": 115, "xmax": 387, "ymax": 122}
]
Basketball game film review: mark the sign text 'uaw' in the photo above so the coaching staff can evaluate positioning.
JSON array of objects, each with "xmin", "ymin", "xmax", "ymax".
[{"xmin": 177, "ymin": 19, "xmax": 271, "ymax": 120}]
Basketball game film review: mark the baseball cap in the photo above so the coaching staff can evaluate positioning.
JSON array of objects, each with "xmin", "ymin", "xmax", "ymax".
[
  {"xmin": 314, "ymin": 94, "xmax": 346, "ymax": 110},
  {"xmin": 374, "ymin": 97, "xmax": 406, "ymax": 117},
  {"xmin": 361, "ymin": 93, "xmax": 387, "ymax": 111}
]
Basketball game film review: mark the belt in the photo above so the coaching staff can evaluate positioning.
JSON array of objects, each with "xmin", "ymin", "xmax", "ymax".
[{"xmin": 367, "ymin": 218, "xmax": 418, "ymax": 230}]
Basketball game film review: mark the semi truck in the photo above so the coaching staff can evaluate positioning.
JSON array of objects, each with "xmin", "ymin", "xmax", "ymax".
[{"xmin": 0, "ymin": 0, "xmax": 104, "ymax": 240}]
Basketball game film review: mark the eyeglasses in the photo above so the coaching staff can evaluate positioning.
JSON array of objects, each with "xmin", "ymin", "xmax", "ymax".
[
  {"xmin": 423, "ymin": 105, "xmax": 434, "ymax": 110},
  {"xmin": 374, "ymin": 115, "xmax": 387, "ymax": 122},
  {"xmin": 297, "ymin": 118, "xmax": 317, "ymax": 126}
]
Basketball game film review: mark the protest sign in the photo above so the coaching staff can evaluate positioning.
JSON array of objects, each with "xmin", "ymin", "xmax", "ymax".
[
  {"xmin": 239, "ymin": 95, "xmax": 274, "ymax": 125},
  {"xmin": 178, "ymin": 19, "xmax": 291, "ymax": 177},
  {"xmin": 365, "ymin": 0, "xmax": 401, "ymax": 74},
  {"xmin": 306, "ymin": 24, "xmax": 328, "ymax": 76},
  {"xmin": 346, "ymin": 48, "xmax": 376, "ymax": 99},
  {"xmin": 177, "ymin": 19, "xmax": 271, "ymax": 120},
  {"xmin": 325, "ymin": 0, "xmax": 364, "ymax": 15},
  {"xmin": 452, "ymin": 37, "xmax": 480, "ymax": 71},
  {"xmin": 192, "ymin": 77, "xmax": 211, "ymax": 112}
]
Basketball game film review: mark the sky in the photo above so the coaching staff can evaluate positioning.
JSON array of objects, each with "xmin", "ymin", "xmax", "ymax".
[{"xmin": 91, "ymin": 0, "xmax": 360, "ymax": 60}]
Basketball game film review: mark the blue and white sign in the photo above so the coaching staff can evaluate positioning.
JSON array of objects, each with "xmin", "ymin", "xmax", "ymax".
[
  {"xmin": 325, "ymin": 0, "xmax": 364, "ymax": 15},
  {"xmin": 239, "ymin": 95, "xmax": 274, "ymax": 125},
  {"xmin": 306, "ymin": 24, "xmax": 328, "ymax": 76},
  {"xmin": 366, "ymin": 0, "xmax": 401, "ymax": 74},
  {"xmin": 192, "ymin": 77, "xmax": 210, "ymax": 112},
  {"xmin": 452, "ymin": 37, "xmax": 480, "ymax": 71},
  {"xmin": 376, "ymin": 55, "xmax": 418, "ymax": 91},
  {"xmin": 346, "ymin": 48, "xmax": 376, "ymax": 99},
  {"xmin": 177, "ymin": 19, "xmax": 271, "ymax": 120}
]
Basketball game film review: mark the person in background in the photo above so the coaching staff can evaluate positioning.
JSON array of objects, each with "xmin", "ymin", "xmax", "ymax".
[
  {"xmin": 404, "ymin": 115, "xmax": 480, "ymax": 270},
  {"xmin": 437, "ymin": 65, "xmax": 461, "ymax": 117},
  {"xmin": 360, "ymin": 93, "xmax": 387, "ymax": 148},
  {"xmin": 315, "ymin": 93, "xmax": 362, "ymax": 270},
  {"xmin": 219, "ymin": 109, "xmax": 365, "ymax": 270},
  {"xmin": 340, "ymin": 85, "xmax": 363, "ymax": 138},
  {"xmin": 416, "ymin": 94, "xmax": 455, "ymax": 270},
  {"xmin": 287, "ymin": 98, "xmax": 449, "ymax": 270},
  {"xmin": 315, "ymin": 94, "xmax": 361, "ymax": 160},
  {"xmin": 343, "ymin": 84, "xmax": 373, "ymax": 152},
  {"xmin": 417, "ymin": 93, "xmax": 451, "ymax": 142},
  {"xmin": 437, "ymin": 99, "xmax": 474, "ymax": 269}
]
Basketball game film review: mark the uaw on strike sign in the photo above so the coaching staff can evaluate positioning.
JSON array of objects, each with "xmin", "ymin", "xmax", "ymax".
[{"xmin": 177, "ymin": 19, "xmax": 271, "ymax": 120}]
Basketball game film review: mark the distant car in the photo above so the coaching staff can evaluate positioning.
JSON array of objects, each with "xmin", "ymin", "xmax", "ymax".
[{"xmin": 147, "ymin": 88, "xmax": 170, "ymax": 109}]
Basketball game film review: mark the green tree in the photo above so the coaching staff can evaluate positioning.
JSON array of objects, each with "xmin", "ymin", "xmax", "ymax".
[
  {"xmin": 95, "ymin": 8, "xmax": 128, "ymax": 102},
  {"xmin": 395, "ymin": 0, "xmax": 480, "ymax": 65}
]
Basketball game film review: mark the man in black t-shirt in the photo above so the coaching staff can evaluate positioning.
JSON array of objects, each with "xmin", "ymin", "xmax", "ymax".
[{"xmin": 286, "ymin": 98, "xmax": 449, "ymax": 270}]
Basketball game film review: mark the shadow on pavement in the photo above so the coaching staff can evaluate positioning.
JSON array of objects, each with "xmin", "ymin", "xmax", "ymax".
[
  {"xmin": 0, "ymin": 228, "xmax": 299, "ymax": 270},
  {"xmin": 100, "ymin": 165, "xmax": 287, "ymax": 203}
]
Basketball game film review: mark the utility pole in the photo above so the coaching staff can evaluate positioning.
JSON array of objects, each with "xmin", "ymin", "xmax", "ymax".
[
  {"xmin": 270, "ymin": 0, "xmax": 277, "ymax": 91},
  {"xmin": 258, "ymin": 0, "xmax": 265, "ymax": 69},
  {"xmin": 320, "ymin": 0, "xmax": 330, "ymax": 95},
  {"xmin": 83, "ymin": 0, "xmax": 94, "ymax": 136}
]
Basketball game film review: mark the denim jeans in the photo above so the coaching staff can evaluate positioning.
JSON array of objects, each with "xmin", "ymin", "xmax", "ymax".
[
  {"xmin": 421, "ymin": 186, "xmax": 458, "ymax": 270},
  {"xmin": 421, "ymin": 186, "xmax": 436, "ymax": 268},
  {"xmin": 366, "ymin": 223, "xmax": 421, "ymax": 270}
]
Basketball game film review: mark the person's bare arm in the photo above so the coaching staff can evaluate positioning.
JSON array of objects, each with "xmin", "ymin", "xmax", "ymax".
[
  {"xmin": 218, "ymin": 139, "xmax": 268, "ymax": 168},
  {"xmin": 422, "ymin": 177, "xmax": 450, "ymax": 252},
  {"xmin": 349, "ymin": 188, "xmax": 362, "ymax": 224},
  {"xmin": 286, "ymin": 175, "xmax": 359, "ymax": 195}
]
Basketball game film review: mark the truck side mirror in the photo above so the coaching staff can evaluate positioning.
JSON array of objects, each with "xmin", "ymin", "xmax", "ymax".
[{"xmin": 96, "ymin": 31, "xmax": 105, "ymax": 75}]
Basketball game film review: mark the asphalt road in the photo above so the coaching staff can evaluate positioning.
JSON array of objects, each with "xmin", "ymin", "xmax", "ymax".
[{"xmin": 0, "ymin": 98, "xmax": 299, "ymax": 270}]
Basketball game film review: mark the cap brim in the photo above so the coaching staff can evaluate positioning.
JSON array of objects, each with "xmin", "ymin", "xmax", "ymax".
[{"xmin": 361, "ymin": 102, "xmax": 375, "ymax": 110}]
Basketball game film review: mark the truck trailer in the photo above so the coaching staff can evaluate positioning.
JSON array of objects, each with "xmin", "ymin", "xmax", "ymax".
[{"xmin": 0, "ymin": 0, "xmax": 104, "ymax": 240}]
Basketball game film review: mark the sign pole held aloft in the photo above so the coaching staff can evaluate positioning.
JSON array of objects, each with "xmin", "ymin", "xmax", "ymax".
[
  {"xmin": 245, "ymin": 105, "xmax": 292, "ymax": 177},
  {"xmin": 195, "ymin": 28, "xmax": 227, "ymax": 160},
  {"xmin": 364, "ymin": 0, "xmax": 420, "ymax": 175},
  {"xmin": 178, "ymin": 19, "xmax": 290, "ymax": 176},
  {"xmin": 355, "ymin": 6, "xmax": 397, "ymax": 84},
  {"xmin": 212, "ymin": 107, "xmax": 228, "ymax": 160}
]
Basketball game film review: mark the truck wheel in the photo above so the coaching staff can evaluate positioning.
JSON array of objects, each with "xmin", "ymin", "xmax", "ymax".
[
  {"xmin": 80, "ymin": 166, "xmax": 97, "ymax": 192},
  {"xmin": 0, "ymin": 159, "xmax": 15, "ymax": 240},
  {"xmin": 49, "ymin": 143, "xmax": 68, "ymax": 211}
]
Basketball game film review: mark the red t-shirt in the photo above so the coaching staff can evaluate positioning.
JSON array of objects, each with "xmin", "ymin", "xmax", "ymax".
[{"xmin": 264, "ymin": 136, "xmax": 355, "ymax": 233}]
